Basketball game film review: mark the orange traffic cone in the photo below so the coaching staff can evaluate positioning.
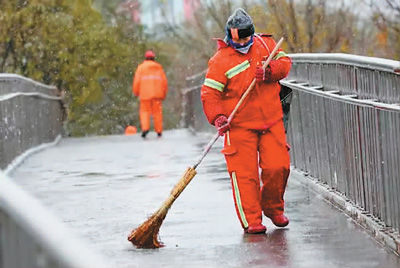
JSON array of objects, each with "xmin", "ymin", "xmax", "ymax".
[{"xmin": 125, "ymin": 125, "xmax": 137, "ymax": 135}]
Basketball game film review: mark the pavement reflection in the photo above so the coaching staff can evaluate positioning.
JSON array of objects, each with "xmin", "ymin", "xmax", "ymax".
[{"xmin": 12, "ymin": 130, "xmax": 400, "ymax": 268}]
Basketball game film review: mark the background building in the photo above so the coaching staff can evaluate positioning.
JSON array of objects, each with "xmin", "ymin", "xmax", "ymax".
[{"xmin": 116, "ymin": 0, "xmax": 200, "ymax": 30}]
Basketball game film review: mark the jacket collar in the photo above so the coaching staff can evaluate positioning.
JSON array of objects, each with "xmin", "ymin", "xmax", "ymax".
[{"xmin": 213, "ymin": 38, "xmax": 229, "ymax": 50}]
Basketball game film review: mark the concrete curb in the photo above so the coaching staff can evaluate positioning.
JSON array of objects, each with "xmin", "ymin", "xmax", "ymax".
[{"xmin": 291, "ymin": 168, "xmax": 400, "ymax": 257}]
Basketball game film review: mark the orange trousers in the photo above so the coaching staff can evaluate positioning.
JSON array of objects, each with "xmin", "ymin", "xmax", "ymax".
[
  {"xmin": 222, "ymin": 121, "xmax": 290, "ymax": 229},
  {"xmin": 139, "ymin": 99, "xmax": 163, "ymax": 133}
]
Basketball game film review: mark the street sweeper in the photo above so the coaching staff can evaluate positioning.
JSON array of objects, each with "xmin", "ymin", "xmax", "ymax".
[
  {"xmin": 128, "ymin": 9, "xmax": 287, "ymax": 249},
  {"xmin": 201, "ymin": 8, "xmax": 292, "ymax": 234},
  {"xmin": 132, "ymin": 50, "xmax": 168, "ymax": 138}
]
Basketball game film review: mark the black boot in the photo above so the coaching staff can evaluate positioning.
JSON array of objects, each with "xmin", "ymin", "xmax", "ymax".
[
  {"xmin": 141, "ymin": 130, "xmax": 149, "ymax": 138},
  {"xmin": 157, "ymin": 132, "xmax": 162, "ymax": 137}
]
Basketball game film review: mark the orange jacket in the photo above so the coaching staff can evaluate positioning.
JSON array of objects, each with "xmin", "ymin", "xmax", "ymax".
[
  {"xmin": 133, "ymin": 60, "xmax": 168, "ymax": 100},
  {"xmin": 201, "ymin": 34, "xmax": 291, "ymax": 130}
]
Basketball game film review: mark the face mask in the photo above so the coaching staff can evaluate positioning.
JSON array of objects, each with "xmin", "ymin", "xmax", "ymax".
[{"xmin": 227, "ymin": 35, "xmax": 254, "ymax": 54}]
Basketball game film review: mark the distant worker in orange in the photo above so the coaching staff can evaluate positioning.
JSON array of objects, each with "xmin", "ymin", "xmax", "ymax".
[
  {"xmin": 133, "ymin": 50, "xmax": 168, "ymax": 138},
  {"xmin": 201, "ymin": 8, "xmax": 292, "ymax": 234}
]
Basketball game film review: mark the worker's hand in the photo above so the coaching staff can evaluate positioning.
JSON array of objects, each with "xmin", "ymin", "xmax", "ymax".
[
  {"xmin": 214, "ymin": 115, "xmax": 230, "ymax": 136},
  {"xmin": 255, "ymin": 65, "xmax": 272, "ymax": 82}
]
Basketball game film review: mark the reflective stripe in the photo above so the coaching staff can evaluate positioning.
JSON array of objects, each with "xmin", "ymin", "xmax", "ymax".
[
  {"xmin": 141, "ymin": 75, "xmax": 162, "ymax": 80},
  {"xmin": 204, "ymin": 78, "xmax": 224, "ymax": 92},
  {"xmin": 273, "ymin": 51, "xmax": 288, "ymax": 60},
  {"xmin": 225, "ymin": 60, "xmax": 250, "ymax": 79},
  {"xmin": 231, "ymin": 172, "xmax": 248, "ymax": 228}
]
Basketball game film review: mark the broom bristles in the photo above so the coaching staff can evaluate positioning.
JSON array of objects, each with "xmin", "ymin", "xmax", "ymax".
[
  {"xmin": 128, "ymin": 208, "xmax": 167, "ymax": 248},
  {"xmin": 128, "ymin": 167, "xmax": 197, "ymax": 249}
]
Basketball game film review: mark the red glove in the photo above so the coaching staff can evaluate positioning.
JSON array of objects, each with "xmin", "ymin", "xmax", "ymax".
[
  {"xmin": 255, "ymin": 65, "xmax": 272, "ymax": 82},
  {"xmin": 214, "ymin": 115, "xmax": 230, "ymax": 136}
]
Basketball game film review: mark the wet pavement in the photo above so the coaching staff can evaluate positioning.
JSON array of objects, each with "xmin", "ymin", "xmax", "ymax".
[{"xmin": 11, "ymin": 129, "xmax": 400, "ymax": 268}]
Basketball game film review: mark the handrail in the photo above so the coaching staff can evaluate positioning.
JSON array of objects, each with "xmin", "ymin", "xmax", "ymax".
[
  {"xmin": 0, "ymin": 73, "xmax": 57, "ymax": 90},
  {"xmin": 288, "ymin": 53, "xmax": 400, "ymax": 73},
  {"xmin": 0, "ymin": 91, "xmax": 62, "ymax": 101},
  {"xmin": 185, "ymin": 69, "xmax": 207, "ymax": 81},
  {"xmin": 281, "ymin": 79, "xmax": 400, "ymax": 112}
]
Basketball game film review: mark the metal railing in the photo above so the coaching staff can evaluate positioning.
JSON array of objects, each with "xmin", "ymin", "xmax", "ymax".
[
  {"xmin": 0, "ymin": 172, "xmax": 109, "ymax": 268},
  {"xmin": 0, "ymin": 74, "xmax": 109, "ymax": 267},
  {"xmin": 180, "ymin": 70, "xmax": 213, "ymax": 132},
  {"xmin": 0, "ymin": 74, "xmax": 64, "ymax": 171},
  {"xmin": 282, "ymin": 53, "xmax": 400, "ymax": 233},
  {"xmin": 181, "ymin": 53, "xmax": 400, "ymax": 238}
]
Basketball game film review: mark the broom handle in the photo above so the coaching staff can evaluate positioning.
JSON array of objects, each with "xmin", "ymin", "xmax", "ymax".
[
  {"xmin": 192, "ymin": 37, "xmax": 284, "ymax": 170},
  {"xmin": 227, "ymin": 37, "xmax": 284, "ymax": 124},
  {"xmin": 192, "ymin": 132, "xmax": 220, "ymax": 169}
]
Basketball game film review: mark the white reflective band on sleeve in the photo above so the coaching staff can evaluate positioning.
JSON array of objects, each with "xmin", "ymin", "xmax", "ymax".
[
  {"xmin": 225, "ymin": 60, "xmax": 250, "ymax": 79},
  {"xmin": 273, "ymin": 51, "xmax": 288, "ymax": 60},
  {"xmin": 204, "ymin": 78, "xmax": 225, "ymax": 92}
]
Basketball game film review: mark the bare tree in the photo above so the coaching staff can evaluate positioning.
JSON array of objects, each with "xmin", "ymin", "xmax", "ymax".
[
  {"xmin": 258, "ymin": 0, "xmax": 360, "ymax": 53},
  {"xmin": 156, "ymin": 0, "xmax": 235, "ymax": 74},
  {"xmin": 305, "ymin": 0, "xmax": 325, "ymax": 52},
  {"xmin": 366, "ymin": 0, "xmax": 400, "ymax": 58}
]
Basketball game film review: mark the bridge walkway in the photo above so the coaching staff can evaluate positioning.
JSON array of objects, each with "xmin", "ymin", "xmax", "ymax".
[{"xmin": 11, "ymin": 129, "xmax": 400, "ymax": 268}]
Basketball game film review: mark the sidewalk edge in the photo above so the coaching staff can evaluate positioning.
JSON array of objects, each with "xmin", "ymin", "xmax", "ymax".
[{"xmin": 291, "ymin": 167, "xmax": 400, "ymax": 257}]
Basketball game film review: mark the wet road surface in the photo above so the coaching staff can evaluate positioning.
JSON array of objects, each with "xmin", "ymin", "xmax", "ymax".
[{"xmin": 12, "ymin": 129, "xmax": 400, "ymax": 268}]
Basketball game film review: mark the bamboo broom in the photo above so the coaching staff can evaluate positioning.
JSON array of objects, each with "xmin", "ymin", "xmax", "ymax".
[{"xmin": 128, "ymin": 37, "xmax": 284, "ymax": 249}]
